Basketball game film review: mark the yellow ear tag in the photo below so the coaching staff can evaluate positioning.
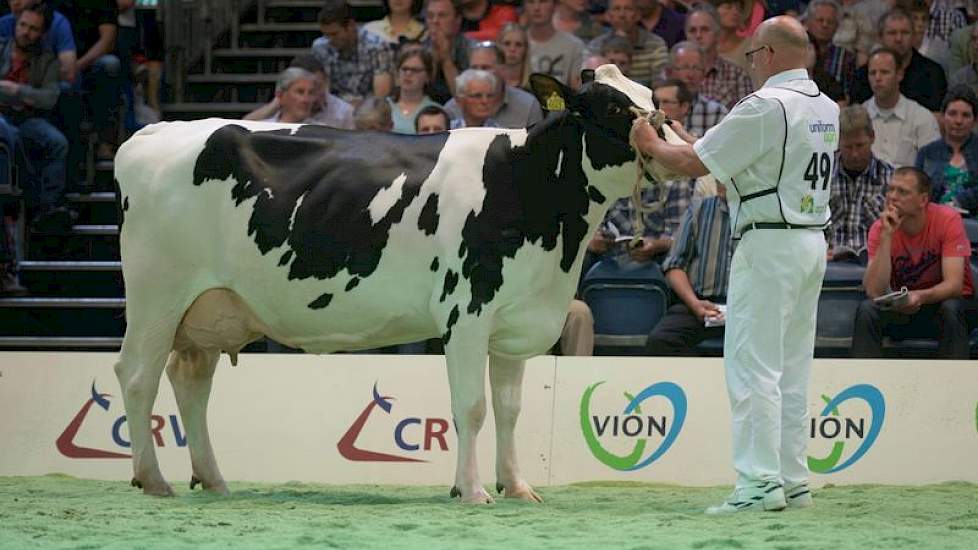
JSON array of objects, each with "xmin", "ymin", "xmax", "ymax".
[{"xmin": 546, "ymin": 92, "xmax": 566, "ymax": 111}]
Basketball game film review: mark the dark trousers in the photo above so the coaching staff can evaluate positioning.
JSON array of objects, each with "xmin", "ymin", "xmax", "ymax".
[
  {"xmin": 852, "ymin": 298, "xmax": 978, "ymax": 359},
  {"xmin": 0, "ymin": 115, "xmax": 68, "ymax": 211},
  {"xmin": 645, "ymin": 302, "xmax": 725, "ymax": 356}
]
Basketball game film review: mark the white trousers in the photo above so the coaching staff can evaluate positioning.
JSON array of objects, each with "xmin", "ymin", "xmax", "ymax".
[{"xmin": 724, "ymin": 229, "xmax": 826, "ymax": 489}]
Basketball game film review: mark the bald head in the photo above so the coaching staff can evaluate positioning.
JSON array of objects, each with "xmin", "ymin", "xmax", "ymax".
[
  {"xmin": 756, "ymin": 16, "xmax": 810, "ymax": 58},
  {"xmin": 748, "ymin": 16, "xmax": 810, "ymax": 83}
]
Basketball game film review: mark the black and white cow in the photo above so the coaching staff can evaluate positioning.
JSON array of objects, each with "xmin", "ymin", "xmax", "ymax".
[{"xmin": 113, "ymin": 65, "xmax": 681, "ymax": 503}]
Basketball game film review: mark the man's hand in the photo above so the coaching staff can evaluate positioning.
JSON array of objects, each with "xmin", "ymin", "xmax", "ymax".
[
  {"xmin": 0, "ymin": 80, "xmax": 19, "ymax": 96},
  {"xmin": 430, "ymin": 29, "xmax": 451, "ymax": 63},
  {"xmin": 628, "ymin": 238, "xmax": 657, "ymax": 262},
  {"xmin": 588, "ymin": 230, "xmax": 614, "ymax": 254},
  {"xmin": 880, "ymin": 203, "xmax": 903, "ymax": 237},
  {"xmin": 630, "ymin": 117, "xmax": 663, "ymax": 154},
  {"xmin": 691, "ymin": 300, "xmax": 723, "ymax": 322},
  {"xmin": 665, "ymin": 119, "xmax": 697, "ymax": 144},
  {"xmin": 894, "ymin": 290, "xmax": 923, "ymax": 315}
]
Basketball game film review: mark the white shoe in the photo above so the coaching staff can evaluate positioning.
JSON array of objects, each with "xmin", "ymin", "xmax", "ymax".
[
  {"xmin": 785, "ymin": 482, "xmax": 813, "ymax": 509},
  {"xmin": 705, "ymin": 482, "xmax": 787, "ymax": 515}
]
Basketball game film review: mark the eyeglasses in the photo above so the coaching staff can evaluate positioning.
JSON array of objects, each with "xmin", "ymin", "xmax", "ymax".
[
  {"xmin": 464, "ymin": 92, "xmax": 497, "ymax": 100},
  {"xmin": 744, "ymin": 44, "xmax": 771, "ymax": 62}
]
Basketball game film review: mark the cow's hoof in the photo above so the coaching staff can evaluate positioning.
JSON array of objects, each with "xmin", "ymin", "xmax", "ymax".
[
  {"xmin": 450, "ymin": 486, "xmax": 461, "ymax": 498},
  {"xmin": 191, "ymin": 475, "xmax": 230, "ymax": 495},
  {"xmin": 503, "ymin": 481, "xmax": 543, "ymax": 503},
  {"xmin": 135, "ymin": 478, "xmax": 174, "ymax": 497},
  {"xmin": 460, "ymin": 493, "xmax": 494, "ymax": 505}
]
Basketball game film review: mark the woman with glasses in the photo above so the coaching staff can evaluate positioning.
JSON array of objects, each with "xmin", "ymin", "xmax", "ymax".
[
  {"xmin": 388, "ymin": 49, "xmax": 440, "ymax": 134},
  {"xmin": 363, "ymin": 0, "xmax": 426, "ymax": 45},
  {"xmin": 496, "ymin": 23, "xmax": 531, "ymax": 89}
]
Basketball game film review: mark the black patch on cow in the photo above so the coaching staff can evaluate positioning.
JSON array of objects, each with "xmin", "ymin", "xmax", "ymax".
[
  {"xmin": 458, "ymin": 241, "xmax": 465, "ymax": 258},
  {"xmin": 278, "ymin": 250, "xmax": 293, "ymax": 266},
  {"xmin": 587, "ymin": 185, "xmax": 606, "ymax": 204},
  {"xmin": 117, "ymin": 189, "xmax": 128, "ymax": 229},
  {"xmin": 418, "ymin": 193, "xmax": 439, "ymax": 235},
  {"xmin": 345, "ymin": 277, "xmax": 360, "ymax": 291},
  {"xmin": 430, "ymin": 257, "xmax": 439, "ymax": 272},
  {"xmin": 192, "ymin": 124, "xmax": 450, "ymax": 310},
  {"xmin": 308, "ymin": 292, "xmax": 333, "ymax": 309},
  {"xmin": 442, "ymin": 304, "xmax": 460, "ymax": 346},
  {"xmin": 453, "ymin": 84, "xmax": 638, "ymax": 315},
  {"xmin": 440, "ymin": 269, "xmax": 458, "ymax": 302},
  {"xmin": 456, "ymin": 117, "xmax": 585, "ymax": 314}
]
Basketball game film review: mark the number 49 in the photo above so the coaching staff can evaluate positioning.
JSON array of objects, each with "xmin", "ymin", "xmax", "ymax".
[{"xmin": 804, "ymin": 152, "xmax": 831, "ymax": 190}]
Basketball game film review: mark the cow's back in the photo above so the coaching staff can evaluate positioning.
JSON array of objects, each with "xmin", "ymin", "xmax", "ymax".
[{"xmin": 115, "ymin": 119, "xmax": 543, "ymax": 352}]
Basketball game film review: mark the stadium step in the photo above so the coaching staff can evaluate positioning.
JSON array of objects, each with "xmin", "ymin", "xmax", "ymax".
[
  {"xmin": 0, "ymin": 336, "xmax": 123, "ymax": 350},
  {"xmin": 0, "ymin": 297, "xmax": 126, "ymax": 338},
  {"xmin": 18, "ymin": 261, "xmax": 124, "ymax": 298},
  {"xmin": 65, "ymin": 192, "xmax": 119, "ymax": 225}
]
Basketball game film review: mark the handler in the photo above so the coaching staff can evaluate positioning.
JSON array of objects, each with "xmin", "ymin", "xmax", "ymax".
[{"xmin": 630, "ymin": 16, "xmax": 838, "ymax": 514}]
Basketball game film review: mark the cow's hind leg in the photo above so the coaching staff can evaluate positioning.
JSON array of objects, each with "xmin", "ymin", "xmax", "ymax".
[
  {"xmin": 489, "ymin": 355, "xmax": 542, "ymax": 503},
  {"xmin": 165, "ymin": 347, "xmax": 228, "ymax": 495},
  {"xmin": 444, "ymin": 325, "xmax": 492, "ymax": 504},
  {"xmin": 114, "ymin": 327, "xmax": 178, "ymax": 496}
]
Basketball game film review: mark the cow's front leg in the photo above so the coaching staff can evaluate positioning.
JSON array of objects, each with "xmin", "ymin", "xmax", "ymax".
[
  {"xmin": 444, "ymin": 324, "xmax": 492, "ymax": 504},
  {"xmin": 489, "ymin": 355, "xmax": 542, "ymax": 503}
]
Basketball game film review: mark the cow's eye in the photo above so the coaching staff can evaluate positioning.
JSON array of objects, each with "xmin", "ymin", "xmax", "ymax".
[{"xmin": 607, "ymin": 104, "xmax": 622, "ymax": 115}]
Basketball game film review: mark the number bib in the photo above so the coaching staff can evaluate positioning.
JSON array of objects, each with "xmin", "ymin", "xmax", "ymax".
[{"xmin": 749, "ymin": 84, "xmax": 839, "ymax": 227}]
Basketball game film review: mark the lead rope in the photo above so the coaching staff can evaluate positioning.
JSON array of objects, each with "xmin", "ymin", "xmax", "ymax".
[{"xmin": 625, "ymin": 106, "xmax": 672, "ymax": 249}]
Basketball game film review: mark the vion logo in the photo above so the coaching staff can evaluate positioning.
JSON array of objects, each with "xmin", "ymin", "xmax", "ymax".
[
  {"xmin": 808, "ymin": 384, "xmax": 885, "ymax": 474},
  {"xmin": 337, "ymin": 382, "xmax": 450, "ymax": 462},
  {"xmin": 57, "ymin": 380, "xmax": 186, "ymax": 459},
  {"xmin": 580, "ymin": 381, "xmax": 687, "ymax": 471}
]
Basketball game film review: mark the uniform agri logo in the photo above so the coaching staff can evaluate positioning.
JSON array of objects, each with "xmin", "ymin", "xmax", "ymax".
[
  {"xmin": 808, "ymin": 384, "xmax": 885, "ymax": 474},
  {"xmin": 580, "ymin": 381, "xmax": 687, "ymax": 471},
  {"xmin": 57, "ymin": 380, "xmax": 186, "ymax": 459},
  {"xmin": 337, "ymin": 382, "xmax": 450, "ymax": 462}
]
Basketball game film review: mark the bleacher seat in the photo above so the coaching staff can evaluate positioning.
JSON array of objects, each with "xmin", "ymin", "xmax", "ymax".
[
  {"xmin": 815, "ymin": 261, "xmax": 866, "ymax": 356},
  {"xmin": 580, "ymin": 257, "xmax": 669, "ymax": 355}
]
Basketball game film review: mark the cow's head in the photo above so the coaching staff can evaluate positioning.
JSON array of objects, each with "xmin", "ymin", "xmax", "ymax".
[{"xmin": 529, "ymin": 64, "xmax": 683, "ymax": 192}]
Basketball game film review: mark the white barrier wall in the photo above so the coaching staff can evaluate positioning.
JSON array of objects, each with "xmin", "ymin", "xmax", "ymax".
[{"xmin": 0, "ymin": 353, "xmax": 975, "ymax": 486}]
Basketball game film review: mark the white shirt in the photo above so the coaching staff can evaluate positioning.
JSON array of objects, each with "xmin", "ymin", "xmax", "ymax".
[
  {"xmin": 863, "ymin": 94, "xmax": 941, "ymax": 168},
  {"xmin": 694, "ymin": 69, "xmax": 840, "ymax": 235}
]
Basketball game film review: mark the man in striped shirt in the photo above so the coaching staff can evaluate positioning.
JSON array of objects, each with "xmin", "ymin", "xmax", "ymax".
[
  {"xmin": 645, "ymin": 183, "xmax": 732, "ymax": 355},
  {"xmin": 828, "ymin": 105, "xmax": 894, "ymax": 262}
]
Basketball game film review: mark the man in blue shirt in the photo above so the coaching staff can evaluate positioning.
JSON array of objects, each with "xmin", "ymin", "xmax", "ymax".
[{"xmin": 0, "ymin": 0, "xmax": 76, "ymax": 82}]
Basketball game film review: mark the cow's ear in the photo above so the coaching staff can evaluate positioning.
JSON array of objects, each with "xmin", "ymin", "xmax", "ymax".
[
  {"xmin": 529, "ymin": 73, "xmax": 579, "ymax": 113},
  {"xmin": 581, "ymin": 69, "xmax": 595, "ymax": 85}
]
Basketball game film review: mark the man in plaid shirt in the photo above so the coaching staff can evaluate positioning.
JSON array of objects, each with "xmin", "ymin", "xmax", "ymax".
[
  {"xmin": 804, "ymin": 0, "xmax": 858, "ymax": 98},
  {"xmin": 591, "ymin": 179, "xmax": 695, "ymax": 265},
  {"xmin": 311, "ymin": 0, "xmax": 394, "ymax": 104},
  {"xmin": 663, "ymin": 43, "xmax": 729, "ymax": 136},
  {"xmin": 828, "ymin": 105, "xmax": 894, "ymax": 262},
  {"xmin": 683, "ymin": 5, "xmax": 753, "ymax": 110}
]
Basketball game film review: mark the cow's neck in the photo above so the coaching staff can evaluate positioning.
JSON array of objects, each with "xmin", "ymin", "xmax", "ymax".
[{"xmin": 520, "ymin": 112, "xmax": 638, "ymax": 273}]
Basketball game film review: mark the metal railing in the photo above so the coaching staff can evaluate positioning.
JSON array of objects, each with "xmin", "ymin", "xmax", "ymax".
[{"xmin": 162, "ymin": 0, "xmax": 256, "ymax": 103}]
